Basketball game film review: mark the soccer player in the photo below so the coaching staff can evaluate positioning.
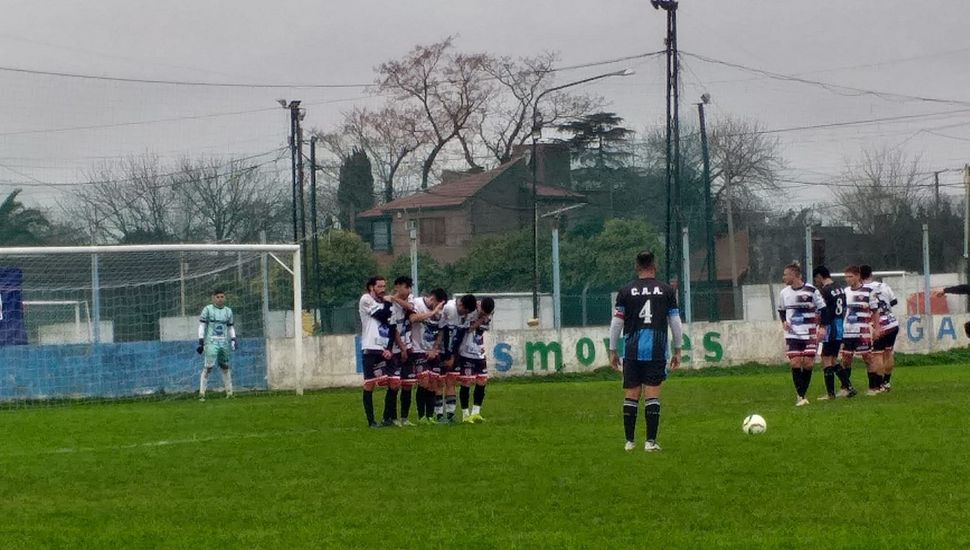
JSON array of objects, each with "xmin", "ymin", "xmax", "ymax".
[
  {"xmin": 358, "ymin": 276, "xmax": 397, "ymax": 428},
  {"xmin": 457, "ymin": 296, "xmax": 495, "ymax": 424},
  {"xmin": 812, "ymin": 266, "xmax": 856, "ymax": 399},
  {"xmin": 409, "ymin": 288, "xmax": 447, "ymax": 425},
  {"xmin": 862, "ymin": 265, "xmax": 900, "ymax": 391},
  {"xmin": 609, "ymin": 251, "xmax": 682, "ymax": 452},
  {"xmin": 933, "ymin": 285, "xmax": 970, "ymax": 338},
  {"xmin": 435, "ymin": 294, "xmax": 476, "ymax": 423},
  {"xmin": 197, "ymin": 288, "xmax": 237, "ymax": 401},
  {"xmin": 388, "ymin": 276, "xmax": 416, "ymax": 426},
  {"xmin": 842, "ymin": 265, "xmax": 880, "ymax": 394},
  {"xmin": 778, "ymin": 263, "xmax": 826, "ymax": 407}
]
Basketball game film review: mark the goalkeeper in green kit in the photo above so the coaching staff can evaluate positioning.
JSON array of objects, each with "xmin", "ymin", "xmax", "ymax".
[{"xmin": 197, "ymin": 288, "xmax": 236, "ymax": 401}]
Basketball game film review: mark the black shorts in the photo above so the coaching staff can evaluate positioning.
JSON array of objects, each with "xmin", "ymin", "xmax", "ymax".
[
  {"xmin": 442, "ymin": 353, "xmax": 461, "ymax": 379},
  {"xmin": 362, "ymin": 351, "xmax": 390, "ymax": 385},
  {"xmin": 785, "ymin": 339, "xmax": 817, "ymax": 359},
  {"xmin": 873, "ymin": 327, "xmax": 899, "ymax": 352},
  {"xmin": 821, "ymin": 338, "xmax": 843, "ymax": 358},
  {"xmin": 841, "ymin": 338, "xmax": 871, "ymax": 354},
  {"xmin": 622, "ymin": 359, "xmax": 666, "ymax": 388},
  {"xmin": 395, "ymin": 352, "xmax": 417, "ymax": 386},
  {"xmin": 458, "ymin": 357, "xmax": 488, "ymax": 382}
]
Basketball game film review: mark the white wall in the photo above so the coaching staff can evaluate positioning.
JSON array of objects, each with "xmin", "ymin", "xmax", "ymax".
[
  {"xmin": 264, "ymin": 313, "xmax": 970, "ymax": 390},
  {"xmin": 38, "ymin": 321, "xmax": 113, "ymax": 344},
  {"xmin": 159, "ymin": 311, "xmax": 295, "ymax": 341}
]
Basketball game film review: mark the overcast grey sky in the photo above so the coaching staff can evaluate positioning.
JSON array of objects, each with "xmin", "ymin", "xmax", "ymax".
[{"xmin": 1, "ymin": 0, "xmax": 968, "ymax": 210}]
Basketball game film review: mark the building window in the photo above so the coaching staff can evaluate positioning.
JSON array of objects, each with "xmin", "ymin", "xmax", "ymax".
[
  {"xmin": 371, "ymin": 219, "xmax": 391, "ymax": 251},
  {"xmin": 419, "ymin": 217, "xmax": 446, "ymax": 246}
]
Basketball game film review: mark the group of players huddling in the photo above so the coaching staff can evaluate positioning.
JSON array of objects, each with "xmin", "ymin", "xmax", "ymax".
[
  {"xmin": 358, "ymin": 275, "xmax": 495, "ymax": 428},
  {"xmin": 780, "ymin": 263, "xmax": 900, "ymax": 406}
]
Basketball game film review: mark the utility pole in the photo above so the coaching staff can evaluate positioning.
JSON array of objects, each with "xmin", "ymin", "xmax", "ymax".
[
  {"xmin": 697, "ymin": 94, "xmax": 717, "ymax": 321},
  {"xmin": 280, "ymin": 100, "xmax": 302, "ymax": 245},
  {"xmin": 725, "ymin": 177, "xmax": 741, "ymax": 319},
  {"xmin": 653, "ymin": 0, "xmax": 680, "ymax": 284},
  {"xmin": 310, "ymin": 136, "xmax": 321, "ymax": 330},
  {"xmin": 964, "ymin": 164, "xmax": 969, "ymax": 312}
]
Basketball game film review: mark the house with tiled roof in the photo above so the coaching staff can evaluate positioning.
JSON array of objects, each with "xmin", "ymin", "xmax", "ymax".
[{"xmin": 358, "ymin": 144, "xmax": 585, "ymax": 265}]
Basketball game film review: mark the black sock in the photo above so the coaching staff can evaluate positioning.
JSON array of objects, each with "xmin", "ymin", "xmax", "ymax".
[
  {"xmin": 427, "ymin": 390, "xmax": 437, "ymax": 418},
  {"xmin": 623, "ymin": 398, "xmax": 638, "ymax": 442},
  {"xmin": 415, "ymin": 387, "xmax": 427, "ymax": 418},
  {"xmin": 645, "ymin": 398, "xmax": 661, "ymax": 442},
  {"xmin": 823, "ymin": 366, "xmax": 836, "ymax": 396},
  {"xmin": 435, "ymin": 394, "xmax": 444, "ymax": 419},
  {"xmin": 791, "ymin": 369, "xmax": 802, "ymax": 396},
  {"xmin": 459, "ymin": 385, "xmax": 470, "ymax": 410},
  {"xmin": 363, "ymin": 390, "xmax": 375, "ymax": 425},
  {"xmin": 867, "ymin": 371, "xmax": 882, "ymax": 390},
  {"xmin": 835, "ymin": 363, "xmax": 853, "ymax": 390},
  {"xmin": 473, "ymin": 384, "xmax": 486, "ymax": 407},
  {"xmin": 400, "ymin": 388, "xmax": 412, "ymax": 420},
  {"xmin": 883, "ymin": 372, "xmax": 892, "ymax": 385},
  {"xmin": 802, "ymin": 369, "xmax": 813, "ymax": 396},
  {"xmin": 446, "ymin": 396, "xmax": 456, "ymax": 419},
  {"xmin": 383, "ymin": 388, "xmax": 398, "ymax": 421}
]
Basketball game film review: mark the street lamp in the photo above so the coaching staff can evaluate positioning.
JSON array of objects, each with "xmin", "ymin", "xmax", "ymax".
[{"xmin": 529, "ymin": 68, "xmax": 635, "ymax": 327}]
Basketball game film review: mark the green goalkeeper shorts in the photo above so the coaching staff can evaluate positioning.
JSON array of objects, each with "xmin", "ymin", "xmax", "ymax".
[{"xmin": 204, "ymin": 344, "xmax": 231, "ymax": 368}]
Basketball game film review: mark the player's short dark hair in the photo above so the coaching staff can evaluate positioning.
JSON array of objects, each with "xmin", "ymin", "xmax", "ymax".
[
  {"xmin": 860, "ymin": 264, "xmax": 873, "ymax": 279},
  {"xmin": 844, "ymin": 265, "xmax": 861, "ymax": 276},
  {"xmin": 365, "ymin": 276, "xmax": 385, "ymax": 291},
  {"xmin": 480, "ymin": 296, "xmax": 495, "ymax": 314},
  {"xmin": 212, "ymin": 288, "xmax": 226, "ymax": 295},
  {"xmin": 459, "ymin": 294, "xmax": 477, "ymax": 312},
  {"xmin": 636, "ymin": 251, "xmax": 656, "ymax": 270},
  {"xmin": 429, "ymin": 288, "xmax": 448, "ymax": 302},
  {"xmin": 393, "ymin": 276, "xmax": 413, "ymax": 288},
  {"xmin": 784, "ymin": 263, "xmax": 801, "ymax": 277},
  {"xmin": 812, "ymin": 266, "xmax": 831, "ymax": 279}
]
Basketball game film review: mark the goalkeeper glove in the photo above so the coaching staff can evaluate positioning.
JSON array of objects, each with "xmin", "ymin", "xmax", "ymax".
[
  {"xmin": 196, "ymin": 339, "xmax": 204, "ymax": 355},
  {"xmin": 231, "ymin": 338, "xmax": 238, "ymax": 352}
]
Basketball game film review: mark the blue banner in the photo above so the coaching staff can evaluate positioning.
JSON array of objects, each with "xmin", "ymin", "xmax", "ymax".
[{"xmin": 0, "ymin": 267, "xmax": 26, "ymax": 346}]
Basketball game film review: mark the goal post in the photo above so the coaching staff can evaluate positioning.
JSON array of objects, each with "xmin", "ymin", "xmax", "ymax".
[{"xmin": 0, "ymin": 243, "xmax": 303, "ymax": 404}]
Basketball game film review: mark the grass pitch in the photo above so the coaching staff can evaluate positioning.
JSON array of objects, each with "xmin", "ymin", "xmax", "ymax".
[{"xmin": 2, "ymin": 356, "xmax": 970, "ymax": 548}]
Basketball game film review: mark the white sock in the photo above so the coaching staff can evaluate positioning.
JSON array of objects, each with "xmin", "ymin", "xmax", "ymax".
[
  {"xmin": 446, "ymin": 403, "xmax": 456, "ymax": 414},
  {"xmin": 200, "ymin": 367, "xmax": 211, "ymax": 397},
  {"xmin": 462, "ymin": 408, "xmax": 470, "ymax": 418},
  {"xmin": 221, "ymin": 368, "xmax": 233, "ymax": 395},
  {"xmin": 472, "ymin": 405, "xmax": 481, "ymax": 416},
  {"xmin": 434, "ymin": 406, "xmax": 443, "ymax": 415}
]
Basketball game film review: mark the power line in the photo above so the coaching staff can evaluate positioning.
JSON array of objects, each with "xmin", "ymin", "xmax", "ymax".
[{"xmin": 681, "ymin": 51, "xmax": 970, "ymax": 108}]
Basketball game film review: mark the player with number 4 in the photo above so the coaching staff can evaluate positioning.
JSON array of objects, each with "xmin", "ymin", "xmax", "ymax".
[{"xmin": 609, "ymin": 251, "xmax": 683, "ymax": 453}]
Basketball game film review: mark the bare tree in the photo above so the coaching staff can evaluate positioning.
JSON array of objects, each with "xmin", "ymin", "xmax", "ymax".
[
  {"xmin": 831, "ymin": 147, "xmax": 927, "ymax": 234},
  {"xmin": 376, "ymin": 37, "xmax": 494, "ymax": 188},
  {"xmin": 708, "ymin": 116, "xmax": 785, "ymax": 209},
  {"xmin": 477, "ymin": 52, "xmax": 599, "ymax": 164},
  {"xmin": 334, "ymin": 105, "xmax": 425, "ymax": 203},
  {"xmin": 176, "ymin": 157, "xmax": 290, "ymax": 242},
  {"xmin": 62, "ymin": 153, "xmax": 289, "ymax": 244}
]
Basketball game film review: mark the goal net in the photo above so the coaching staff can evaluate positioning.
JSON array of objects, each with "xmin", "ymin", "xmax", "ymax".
[{"xmin": 0, "ymin": 244, "xmax": 303, "ymax": 406}]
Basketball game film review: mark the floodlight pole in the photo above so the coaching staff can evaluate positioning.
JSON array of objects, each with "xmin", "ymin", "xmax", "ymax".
[{"xmin": 529, "ymin": 69, "xmax": 634, "ymax": 326}]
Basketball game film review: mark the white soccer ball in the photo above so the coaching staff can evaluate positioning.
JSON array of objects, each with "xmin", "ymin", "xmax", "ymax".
[{"xmin": 742, "ymin": 414, "xmax": 767, "ymax": 435}]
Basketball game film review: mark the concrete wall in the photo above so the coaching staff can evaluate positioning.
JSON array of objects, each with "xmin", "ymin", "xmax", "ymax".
[
  {"xmin": 159, "ymin": 311, "xmax": 295, "ymax": 341},
  {"xmin": 265, "ymin": 313, "xmax": 970, "ymax": 390},
  {"xmin": 38, "ymin": 321, "xmax": 113, "ymax": 344}
]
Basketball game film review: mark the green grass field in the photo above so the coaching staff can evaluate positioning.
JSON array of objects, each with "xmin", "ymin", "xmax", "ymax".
[{"xmin": 3, "ymin": 355, "xmax": 970, "ymax": 548}]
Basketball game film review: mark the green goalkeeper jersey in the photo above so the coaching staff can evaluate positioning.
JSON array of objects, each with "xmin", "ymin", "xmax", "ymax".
[{"xmin": 200, "ymin": 304, "xmax": 235, "ymax": 347}]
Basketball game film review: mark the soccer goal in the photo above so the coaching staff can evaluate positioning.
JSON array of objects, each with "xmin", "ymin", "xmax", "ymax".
[{"xmin": 0, "ymin": 243, "xmax": 304, "ymax": 405}]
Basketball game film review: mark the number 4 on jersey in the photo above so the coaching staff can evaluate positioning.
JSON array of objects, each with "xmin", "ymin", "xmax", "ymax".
[{"xmin": 639, "ymin": 301, "xmax": 652, "ymax": 324}]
